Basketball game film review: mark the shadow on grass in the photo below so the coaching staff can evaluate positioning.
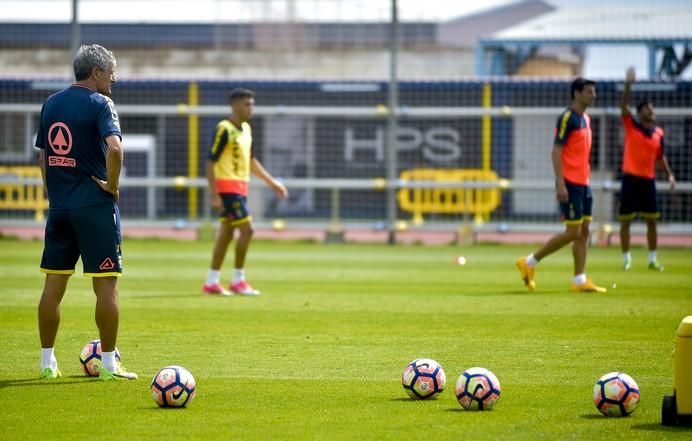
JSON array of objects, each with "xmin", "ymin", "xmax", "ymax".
[
  {"xmin": 579, "ymin": 414, "xmax": 606, "ymax": 420},
  {"xmin": 577, "ymin": 414, "xmax": 690, "ymax": 431},
  {"xmin": 454, "ymin": 290, "xmax": 525, "ymax": 296},
  {"xmin": 138, "ymin": 406, "xmax": 190, "ymax": 411},
  {"xmin": 461, "ymin": 289, "xmax": 564, "ymax": 296},
  {"xmin": 0, "ymin": 375, "xmax": 94, "ymax": 390},
  {"xmin": 129, "ymin": 293, "xmax": 202, "ymax": 300},
  {"xmin": 631, "ymin": 423, "xmax": 692, "ymax": 432},
  {"xmin": 389, "ymin": 397, "xmax": 442, "ymax": 402},
  {"xmin": 504, "ymin": 289, "xmax": 540, "ymax": 295}
]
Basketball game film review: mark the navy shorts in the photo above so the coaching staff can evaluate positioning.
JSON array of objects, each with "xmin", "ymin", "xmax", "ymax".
[
  {"xmin": 559, "ymin": 181, "xmax": 593, "ymax": 224},
  {"xmin": 219, "ymin": 193, "xmax": 251, "ymax": 226},
  {"xmin": 40, "ymin": 201, "xmax": 122, "ymax": 277},
  {"xmin": 618, "ymin": 174, "xmax": 659, "ymax": 220}
]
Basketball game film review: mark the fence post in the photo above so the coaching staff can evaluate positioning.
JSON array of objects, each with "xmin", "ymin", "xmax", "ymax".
[
  {"xmin": 187, "ymin": 82, "xmax": 199, "ymax": 220},
  {"xmin": 386, "ymin": 0, "xmax": 400, "ymax": 245},
  {"xmin": 325, "ymin": 187, "xmax": 344, "ymax": 243}
]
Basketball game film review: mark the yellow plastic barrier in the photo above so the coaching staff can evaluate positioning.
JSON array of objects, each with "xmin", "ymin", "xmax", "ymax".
[
  {"xmin": 397, "ymin": 168, "xmax": 502, "ymax": 225},
  {"xmin": 0, "ymin": 166, "xmax": 48, "ymax": 221}
]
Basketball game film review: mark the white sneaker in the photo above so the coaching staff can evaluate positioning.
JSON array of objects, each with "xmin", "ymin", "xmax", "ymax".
[
  {"xmin": 230, "ymin": 281, "xmax": 261, "ymax": 296},
  {"xmin": 623, "ymin": 259, "xmax": 632, "ymax": 271}
]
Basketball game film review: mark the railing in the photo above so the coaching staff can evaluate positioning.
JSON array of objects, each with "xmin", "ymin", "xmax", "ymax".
[
  {"xmin": 2, "ymin": 169, "xmax": 690, "ymax": 229},
  {"xmin": 1, "ymin": 102, "xmax": 691, "ymax": 229},
  {"xmin": 397, "ymin": 169, "xmax": 502, "ymax": 225},
  {"xmin": 0, "ymin": 166, "xmax": 47, "ymax": 221}
]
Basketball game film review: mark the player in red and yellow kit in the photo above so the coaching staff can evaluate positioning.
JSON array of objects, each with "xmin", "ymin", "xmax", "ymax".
[
  {"xmin": 516, "ymin": 78, "xmax": 606, "ymax": 293},
  {"xmin": 202, "ymin": 88, "xmax": 288, "ymax": 296},
  {"xmin": 618, "ymin": 67, "xmax": 676, "ymax": 271}
]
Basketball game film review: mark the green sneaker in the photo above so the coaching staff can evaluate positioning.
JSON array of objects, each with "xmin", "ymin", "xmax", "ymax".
[
  {"xmin": 623, "ymin": 259, "xmax": 632, "ymax": 271},
  {"xmin": 648, "ymin": 261, "xmax": 664, "ymax": 272},
  {"xmin": 39, "ymin": 367, "xmax": 62, "ymax": 380},
  {"xmin": 99, "ymin": 364, "xmax": 138, "ymax": 381}
]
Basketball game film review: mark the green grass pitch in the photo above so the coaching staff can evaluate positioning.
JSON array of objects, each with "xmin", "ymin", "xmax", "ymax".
[{"xmin": 1, "ymin": 238, "xmax": 692, "ymax": 440}]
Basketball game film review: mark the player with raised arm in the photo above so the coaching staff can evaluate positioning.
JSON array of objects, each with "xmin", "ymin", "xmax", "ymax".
[{"xmin": 618, "ymin": 67, "xmax": 676, "ymax": 271}]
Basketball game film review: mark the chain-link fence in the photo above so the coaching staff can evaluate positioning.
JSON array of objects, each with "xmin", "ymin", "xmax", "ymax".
[{"xmin": 1, "ymin": 0, "xmax": 691, "ymax": 236}]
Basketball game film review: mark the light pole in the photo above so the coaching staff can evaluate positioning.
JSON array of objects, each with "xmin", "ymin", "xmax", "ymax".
[
  {"xmin": 386, "ymin": 0, "xmax": 400, "ymax": 244},
  {"xmin": 70, "ymin": 0, "xmax": 80, "ymax": 58}
]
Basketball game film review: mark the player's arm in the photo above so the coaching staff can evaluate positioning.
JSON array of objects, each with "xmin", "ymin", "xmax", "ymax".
[
  {"xmin": 655, "ymin": 136, "xmax": 676, "ymax": 190},
  {"xmin": 206, "ymin": 125, "xmax": 229, "ymax": 211},
  {"xmin": 251, "ymin": 158, "xmax": 288, "ymax": 198},
  {"xmin": 35, "ymin": 105, "xmax": 47, "ymax": 197},
  {"xmin": 92, "ymin": 98, "xmax": 123, "ymax": 200},
  {"xmin": 38, "ymin": 149, "xmax": 47, "ymax": 198},
  {"xmin": 657, "ymin": 155, "xmax": 676, "ymax": 190},
  {"xmin": 620, "ymin": 67, "xmax": 635, "ymax": 117},
  {"xmin": 205, "ymin": 159, "xmax": 222, "ymax": 211},
  {"xmin": 551, "ymin": 144, "xmax": 568, "ymax": 202},
  {"xmin": 92, "ymin": 135, "xmax": 123, "ymax": 201},
  {"xmin": 553, "ymin": 111, "xmax": 571, "ymax": 202}
]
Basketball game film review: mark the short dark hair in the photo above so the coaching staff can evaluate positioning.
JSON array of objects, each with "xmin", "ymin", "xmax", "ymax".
[
  {"xmin": 229, "ymin": 88, "xmax": 255, "ymax": 103},
  {"xmin": 570, "ymin": 77, "xmax": 596, "ymax": 99},
  {"xmin": 636, "ymin": 100, "xmax": 653, "ymax": 113}
]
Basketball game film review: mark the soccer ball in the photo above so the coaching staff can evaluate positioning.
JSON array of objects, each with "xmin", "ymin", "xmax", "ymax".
[
  {"xmin": 79, "ymin": 339, "xmax": 121, "ymax": 377},
  {"xmin": 151, "ymin": 366, "xmax": 197, "ymax": 408},
  {"xmin": 455, "ymin": 367, "xmax": 501, "ymax": 410},
  {"xmin": 593, "ymin": 372, "xmax": 640, "ymax": 416},
  {"xmin": 401, "ymin": 358, "xmax": 446, "ymax": 399}
]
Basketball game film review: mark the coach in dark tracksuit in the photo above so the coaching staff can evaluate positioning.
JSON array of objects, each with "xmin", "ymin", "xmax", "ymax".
[{"xmin": 35, "ymin": 44, "xmax": 136, "ymax": 381}]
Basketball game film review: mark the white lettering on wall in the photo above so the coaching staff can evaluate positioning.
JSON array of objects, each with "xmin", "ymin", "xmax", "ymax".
[{"xmin": 344, "ymin": 126, "xmax": 462, "ymax": 164}]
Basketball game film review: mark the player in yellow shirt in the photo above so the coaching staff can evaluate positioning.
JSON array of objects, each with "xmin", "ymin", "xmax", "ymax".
[{"xmin": 202, "ymin": 88, "xmax": 287, "ymax": 296}]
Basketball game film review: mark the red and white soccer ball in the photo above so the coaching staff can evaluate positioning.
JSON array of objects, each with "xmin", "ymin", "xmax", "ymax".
[
  {"xmin": 79, "ymin": 339, "xmax": 121, "ymax": 377},
  {"xmin": 151, "ymin": 366, "xmax": 197, "ymax": 408},
  {"xmin": 455, "ymin": 367, "xmax": 501, "ymax": 410},
  {"xmin": 401, "ymin": 358, "xmax": 446, "ymax": 400},
  {"xmin": 593, "ymin": 372, "xmax": 640, "ymax": 416}
]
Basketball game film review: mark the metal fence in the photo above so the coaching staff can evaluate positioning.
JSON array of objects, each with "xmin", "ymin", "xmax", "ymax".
[{"xmin": 2, "ymin": 91, "xmax": 691, "ymax": 233}]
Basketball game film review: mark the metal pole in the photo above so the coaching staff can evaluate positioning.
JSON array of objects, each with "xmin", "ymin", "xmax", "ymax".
[
  {"xmin": 157, "ymin": 115, "xmax": 167, "ymax": 219},
  {"xmin": 386, "ymin": 0, "xmax": 399, "ymax": 244},
  {"xmin": 70, "ymin": 0, "xmax": 80, "ymax": 59},
  {"xmin": 598, "ymin": 115, "xmax": 607, "ymax": 173},
  {"xmin": 597, "ymin": 114, "xmax": 609, "ymax": 230},
  {"xmin": 648, "ymin": 44, "xmax": 657, "ymax": 79}
]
